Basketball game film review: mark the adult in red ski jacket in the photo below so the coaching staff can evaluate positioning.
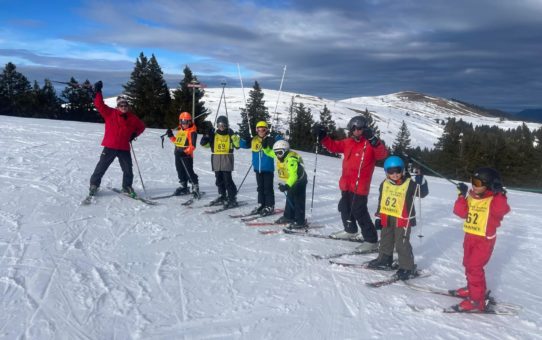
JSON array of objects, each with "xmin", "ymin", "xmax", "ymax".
[
  {"xmin": 450, "ymin": 167, "xmax": 510, "ymax": 312},
  {"xmin": 313, "ymin": 116, "xmax": 388, "ymax": 251},
  {"xmin": 88, "ymin": 81, "xmax": 145, "ymax": 197}
]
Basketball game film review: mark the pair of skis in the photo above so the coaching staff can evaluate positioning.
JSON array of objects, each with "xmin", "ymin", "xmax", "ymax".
[{"xmin": 81, "ymin": 188, "xmax": 157, "ymax": 205}]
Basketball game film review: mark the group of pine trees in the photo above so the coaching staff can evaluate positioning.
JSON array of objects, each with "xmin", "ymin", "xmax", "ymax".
[{"xmin": 1, "ymin": 58, "xmax": 541, "ymax": 190}]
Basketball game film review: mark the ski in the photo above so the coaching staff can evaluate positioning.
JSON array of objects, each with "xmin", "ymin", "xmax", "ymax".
[
  {"xmin": 312, "ymin": 248, "xmax": 379, "ymax": 260},
  {"xmin": 365, "ymin": 270, "xmax": 430, "ymax": 288},
  {"xmin": 277, "ymin": 228, "xmax": 365, "ymax": 243},
  {"xmin": 181, "ymin": 192, "xmax": 206, "ymax": 206},
  {"xmin": 407, "ymin": 304, "xmax": 518, "ymax": 316},
  {"xmin": 110, "ymin": 188, "xmax": 158, "ymax": 205},
  {"xmin": 203, "ymin": 201, "xmax": 249, "ymax": 214},
  {"xmin": 229, "ymin": 208, "xmax": 285, "ymax": 221},
  {"xmin": 247, "ymin": 221, "xmax": 289, "ymax": 227},
  {"xmin": 257, "ymin": 225, "xmax": 325, "ymax": 234},
  {"xmin": 328, "ymin": 259, "xmax": 398, "ymax": 271},
  {"xmin": 403, "ymin": 282, "xmax": 522, "ymax": 310}
]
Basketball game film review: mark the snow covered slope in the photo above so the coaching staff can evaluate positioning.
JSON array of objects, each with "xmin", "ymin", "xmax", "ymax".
[
  {"xmin": 196, "ymin": 88, "xmax": 542, "ymax": 149},
  {"xmin": 1, "ymin": 115, "xmax": 541, "ymax": 339}
]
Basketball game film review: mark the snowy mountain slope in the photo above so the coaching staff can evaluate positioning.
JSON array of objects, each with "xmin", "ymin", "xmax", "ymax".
[
  {"xmin": 193, "ymin": 88, "xmax": 542, "ymax": 149},
  {"xmin": 1, "ymin": 115, "xmax": 541, "ymax": 339}
]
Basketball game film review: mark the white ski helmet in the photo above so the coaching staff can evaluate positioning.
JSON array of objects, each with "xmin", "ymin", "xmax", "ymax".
[{"xmin": 273, "ymin": 140, "xmax": 290, "ymax": 158}]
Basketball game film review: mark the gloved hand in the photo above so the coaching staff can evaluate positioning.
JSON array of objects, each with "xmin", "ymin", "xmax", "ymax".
[
  {"xmin": 374, "ymin": 218, "xmax": 382, "ymax": 230},
  {"xmin": 362, "ymin": 127, "xmax": 374, "ymax": 140},
  {"xmin": 278, "ymin": 183, "xmax": 290, "ymax": 192},
  {"xmin": 231, "ymin": 133, "xmax": 240, "ymax": 146},
  {"xmin": 311, "ymin": 124, "xmax": 327, "ymax": 140},
  {"xmin": 413, "ymin": 174, "xmax": 424, "ymax": 184},
  {"xmin": 130, "ymin": 132, "xmax": 138, "ymax": 142},
  {"xmin": 184, "ymin": 146, "xmax": 195, "ymax": 156},
  {"xmin": 457, "ymin": 182, "xmax": 468, "ymax": 196},
  {"xmin": 166, "ymin": 129, "xmax": 174, "ymax": 138},
  {"xmin": 261, "ymin": 136, "xmax": 272, "ymax": 149},
  {"xmin": 94, "ymin": 80, "xmax": 103, "ymax": 93}
]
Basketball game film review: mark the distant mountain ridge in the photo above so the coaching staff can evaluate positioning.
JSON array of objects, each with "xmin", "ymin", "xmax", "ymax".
[{"xmin": 515, "ymin": 109, "xmax": 542, "ymax": 123}]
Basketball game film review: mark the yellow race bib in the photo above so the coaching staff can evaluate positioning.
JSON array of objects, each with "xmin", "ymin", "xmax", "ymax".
[
  {"xmin": 213, "ymin": 134, "xmax": 231, "ymax": 155},
  {"xmin": 463, "ymin": 196, "xmax": 492, "ymax": 236},
  {"xmin": 251, "ymin": 138, "xmax": 262, "ymax": 152},
  {"xmin": 380, "ymin": 178, "xmax": 410, "ymax": 218},
  {"xmin": 174, "ymin": 130, "xmax": 188, "ymax": 147}
]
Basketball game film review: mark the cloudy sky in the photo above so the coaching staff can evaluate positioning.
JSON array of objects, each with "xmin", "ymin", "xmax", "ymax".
[{"xmin": 1, "ymin": 0, "xmax": 541, "ymax": 112}]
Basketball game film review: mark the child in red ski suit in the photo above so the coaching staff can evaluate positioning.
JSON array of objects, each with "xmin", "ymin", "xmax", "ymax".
[{"xmin": 451, "ymin": 167, "xmax": 510, "ymax": 312}]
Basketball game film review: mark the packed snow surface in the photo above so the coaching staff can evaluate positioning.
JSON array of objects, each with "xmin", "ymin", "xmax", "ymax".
[{"xmin": 1, "ymin": 115, "xmax": 541, "ymax": 339}]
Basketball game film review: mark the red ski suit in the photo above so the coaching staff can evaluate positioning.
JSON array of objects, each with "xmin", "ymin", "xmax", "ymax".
[
  {"xmin": 321, "ymin": 136, "xmax": 388, "ymax": 195},
  {"xmin": 93, "ymin": 92, "xmax": 145, "ymax": 151},
  {"xmin": 453, "ymin": 190, "xmax": 510, "ymax": 305}
]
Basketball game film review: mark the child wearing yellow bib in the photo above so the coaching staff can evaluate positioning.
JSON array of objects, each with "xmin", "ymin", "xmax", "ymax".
[
  {"xmin": 367, "ymin": 156, "xmax": 428, "ymax": 281},
  {"xmin": 450, "ymin": 167, "xmax": 510, "ymax": 312}
]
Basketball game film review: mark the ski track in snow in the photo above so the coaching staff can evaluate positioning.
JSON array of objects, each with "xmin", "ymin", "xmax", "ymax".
[{"xmin": 0, "ymin": 115, "xmax": 541, "ymax": 339}]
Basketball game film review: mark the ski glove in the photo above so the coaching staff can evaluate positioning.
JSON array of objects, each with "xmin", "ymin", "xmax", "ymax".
[
  {"xmin": 261, "ymin": 136, "xmax": 272, "ymax": 149},
  {"xmin": 374, "ymin": 218, "xmax": 382, "ymax": 230},
  {"xmin": 166, "ymin": 129, "xmax": 174, "ymax": 138},
  {"xmin": 311, "ymin": 124, "xmax": 327, "ymax": 140},
  {"xmin": 413, "ymin": 174, "xmax": 424, "ymax": 185},
  {"xmin": 278, "ymin": 183, "xmax": 290, "ymax": 192},
  {"xmin": 457, "ymin": 182, "xmax": 468, "ymax": 196},
  {"xmin": 94, "ymin": 80, "xmax": 103, "ymax": 93},
  {"xmin": 362, "ymin": 128, "xmax": 380, "ymax": 146},
  {"xmin": 130, "ymin": 132, "xmax": 138, "ymax": 142}
]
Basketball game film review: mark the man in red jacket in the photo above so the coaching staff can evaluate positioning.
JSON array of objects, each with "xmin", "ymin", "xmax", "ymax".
[
  {"xmin": 88, "ymin": 81, "xmax": 145, "ymax": 198},
  {"xmin": 313, "ymin": 116, "xmax": 388, "ymax": 252},
  {"xmin": 450, "ymin": 167, "xmax": 510, "ymax": 312}
]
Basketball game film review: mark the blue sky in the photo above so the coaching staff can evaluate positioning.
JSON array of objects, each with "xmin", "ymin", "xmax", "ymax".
[{"xmin": 1, "ymin": 0, "xmax": 542, "ymax": 112}]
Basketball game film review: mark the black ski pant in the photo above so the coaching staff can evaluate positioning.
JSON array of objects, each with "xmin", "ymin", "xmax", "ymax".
[
  {"xmin": 256, "ymin": 171, "xmax": 275, "ymax": 208},
  {"xmin": 215, "ymin": 171, "xmax": 237, "ymax": 199},
  {"xmin": 175, "ymin": 151, "xmax": 198, "ymax": 185},
  {"xmin": 90, "ymin": 147, "xmax": 133, "ymax": 189},
  {"xmin": 283, "ymin": 179, "xmax": 307, "ymax": 225},
  {"xmin": 338, "ymin": 191, "xmax": 378, "ymax": 243}
]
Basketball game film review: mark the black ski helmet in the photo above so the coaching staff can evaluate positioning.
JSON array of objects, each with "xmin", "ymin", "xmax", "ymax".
[
  {"xmin": 472, "ymin": 167, "xmax": 502, "ymax": 191},
  {"xmin": 347, "ymin": 116, "xmax": 368, "ymax": 131},
  {"xmin": 217, "ymin": 115, "xmax": 229, "ymax": 128}
]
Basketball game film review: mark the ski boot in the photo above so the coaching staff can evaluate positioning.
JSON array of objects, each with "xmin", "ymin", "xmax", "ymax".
[
  {"xmin": 260, "ymin": 206, "xmax": 274, "ymax": 216},
  {"xmin": 174, "ymin": 183, "xmax": 190, "ymax": 196},
  {"xmin": 89, "ymin": 184, "xmax": 98, "ymax": 196},
  {"xmin": 394, "ymin": 266, "xmax": 418, "ymax": 281},
  {"xmin": 209, "ymin": 195, "xmax": 227, "ymax": 206},
  {"xmin": 191, "ymin": 183, "xmax": 201, "ymax": 199},
  {"xmin": 367, "ymin": 254, "xmax": 393, "ymax": 270},
  {"xmin": 287, "ymin": 220, "xmax": 309, "ymax": 230},
  {"xmin": 274, "ymin": 216, "xmax": 293, "ymax": 224},
  {"xmin": 449, "ymin": 287, "xmax": 469, "ymax": 298},
  {"xmin": 122, "ymin": 186, "xmax": 137, "ymax": 198},
  {"xmin": 250, "ymin": 205, "xmax": 264, "ymax": 215},
  {"xmin": 224, "ymin": 197, "xmax": 239, "ymax": 209}
]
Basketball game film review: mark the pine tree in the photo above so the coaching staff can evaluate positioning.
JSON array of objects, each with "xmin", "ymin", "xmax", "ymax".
[
  {"xmin": 31, "ymin": 79, "xmax": 62, "ymax": 119},
  {"xmin": 362, "ymin": 108, "xmax": 380, "ymax": 137},
  {"xmin": 289, "ymin": 103, "xmax": 315, "ymax": 152},
  {"xmin": 61, "ymin": 78, "xmax": 96, "ymax": 122},
  {"xmin": 0, "ymin": 62, "xmax": 33, "ymax": 116},
  {"xmin": 238, "ymin": 81, "xmax": 270, "ymax": 139},
  {"xmin": 317, "ymin": 105, "xmax": 339, "ymax": 157},
  {"xmin": 171, "ymin": 65, "xmax": 209, "ymax": 130},
  {"xmin": 123, "ymin": 53, "xmax": 171, "ymax": 128},
  {"xmin": 392, "ymin": 120, "xmax": 411, "ymax": 156}
]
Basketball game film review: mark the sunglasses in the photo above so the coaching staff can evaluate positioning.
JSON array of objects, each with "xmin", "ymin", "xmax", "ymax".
[
  {"xmin": 180, "ymin": 119, "xmax": 191, "ymax": 124},
  {"xmin": 386, "ymin": 167, "xmax": 402, "ymax": 175},
  {"xmin": 471, "ymin": 177, "xmax": 486, "ymax": 187},
  {"xmin": 350, "ymin": 126, "xmax": 365, "ymax": 131}
]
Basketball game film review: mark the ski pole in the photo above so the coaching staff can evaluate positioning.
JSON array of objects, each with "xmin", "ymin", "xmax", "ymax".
[
  {"xmin": 178, "ymin": 156, "xmax": 200, "ymax": 198},
  {"xmin": 346, "ymin": 141, "xmax": 367, "ymax": 229},
  {"xmin": 417, "ymin": 182, "xmax": 423, "ymax": 239},
  {"xmin": 404, "ymin": 154, "xmax": 457, "ymax": 186},
  {"xmin": 160, "ymin": 133, "xmax": 167, "ymax": 149},
  {"xmin": 213, "ymin": 82, "xmax": 227, "ymax": 126},
  {"xmin": 236, "ymin": 164, "xmax": 253, "ymax": 193},
  {"xmin": 309, "ymin": 135, "xmax": 319, "ymax": 216},
  {"xmin": 130, "ymin": 141, "xmax": 148, "ymax": 197}
]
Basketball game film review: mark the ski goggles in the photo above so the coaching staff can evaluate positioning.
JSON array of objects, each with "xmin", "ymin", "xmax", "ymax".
[
  {"xmin": 471, "ymin": 177, "xmax": 486, "ymax": 187},
  {"xmin": 217, "ymin": 122, "xmax": 228, "ymax": 128},
  {"xmin": 180, "ymin": 119, "xmax": 191, "ymax": 125},
  {"xmin": 386, "ymin": 167, "xmax": 403, "ymax": 175},
  {"xmin": 350, "ymin": 126, "xmax": 365, "ymax": 131},
  {"xmin": 274, "ymin": 149, "xmax": 286, "ymax": 158}
]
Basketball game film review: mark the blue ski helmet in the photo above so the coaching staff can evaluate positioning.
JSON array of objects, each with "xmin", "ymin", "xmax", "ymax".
[{"xmin": 384, "ymin": 156, "xmax": 405, "ymax": 172}]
